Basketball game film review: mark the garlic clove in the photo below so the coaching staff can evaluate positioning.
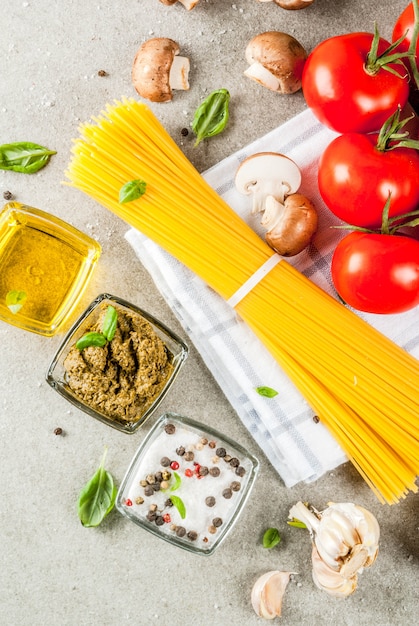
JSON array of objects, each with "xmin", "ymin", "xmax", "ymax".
[
  {"xmin": 311, "ymin": 546, "xmax": 358, "ymax": 597},
  {"xmin": 251, "ymin": 570, "xmax": 292, "ymax": 619}
]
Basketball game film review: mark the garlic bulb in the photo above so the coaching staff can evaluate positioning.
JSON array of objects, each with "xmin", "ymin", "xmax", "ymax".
[
  {"xmin": 251, "ymin": 570, "xmax": 292, "ymax": 619},
  {"xmin": 288, "ymin": 501, "xmax": 380, "ymax": 597}
]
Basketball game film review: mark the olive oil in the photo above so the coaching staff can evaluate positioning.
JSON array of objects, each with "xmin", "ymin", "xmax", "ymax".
[{"xmin": 0, "ymin": 203, "xmax": 101, "ymax": 335}]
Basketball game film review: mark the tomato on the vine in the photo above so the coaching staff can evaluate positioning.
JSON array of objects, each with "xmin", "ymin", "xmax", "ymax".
[
  {"xmin": 392, "ymin": 3, "xmax": 418, "ymax": 56},
  {"xmin": 331, "ymin": 232, "xmax": 419, "ymax": 314},
  {"xmin": 302, "ymin": 31, "xmax": 410, "ymax": 133},
  {"xmin": 318, "ymin": 110, "xmax": 419, "ymax": 229}
]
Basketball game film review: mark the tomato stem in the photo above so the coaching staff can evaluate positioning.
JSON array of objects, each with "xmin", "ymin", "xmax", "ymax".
[
  {"xmin": 408, "ymin": 0, "xmax": 419, "ymax": 89},
  {"xmin": 366, "ymin": 23, "xmax": 412, "ymax": 77},
  {"xmin": 375, "ymin": 107, "xmax": 419, "ymax": 151}
]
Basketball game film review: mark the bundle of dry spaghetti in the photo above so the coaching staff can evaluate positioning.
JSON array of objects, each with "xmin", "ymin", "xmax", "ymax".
[{"xmin": 66, "ymin": 98, "xmax": 418, "ymax": 504}]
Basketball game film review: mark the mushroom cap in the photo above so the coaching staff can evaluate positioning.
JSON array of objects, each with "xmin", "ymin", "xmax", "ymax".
[
  {"xmin": 132, "ymin": 37, "xmax": 180, "ymax": 103},
  {"xmin": 245, "ymin": 31, "xmax": 307, "ymax": 94},
  {"xmin": 273, "ymin": 0, "xmax": 315, "ymax": 9},
  {"xmin": 235, "ymin": 151, "xmax": 302, "ymax": 196}
]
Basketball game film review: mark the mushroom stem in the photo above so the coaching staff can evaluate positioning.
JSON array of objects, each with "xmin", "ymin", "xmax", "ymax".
[{"xmin": 169, "ymin": 56, "xmax": 190, "ymax": 91}]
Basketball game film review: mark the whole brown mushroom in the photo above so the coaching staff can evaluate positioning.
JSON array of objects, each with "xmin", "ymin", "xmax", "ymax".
[
  {"xmin": 257, "ymin": 0, "xmax": 315, "ymax": 9},
  {"xmin": 159, "ymin": 0, "xmax": 200, "ymax": 8},
  {"xmin": 264, "ymin": 193, "xmax": 318, "ymax": 256},
  {"xmin": 132, "ymin": 37, "xmax": 190, "ymax": 103},
  {"xmin": 244, "ymin": 32, "xmax": 307, "ymax": 94}
]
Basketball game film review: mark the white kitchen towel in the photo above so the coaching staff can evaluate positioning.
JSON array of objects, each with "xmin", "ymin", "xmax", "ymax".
[{"xmin": 126, "ymin": 107, "xmax": 419, "ymax": 488}]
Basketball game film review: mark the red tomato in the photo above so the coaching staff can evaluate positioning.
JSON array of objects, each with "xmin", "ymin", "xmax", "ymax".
[
  {"xmin": 302, "ymin": 32, "xmax": 410, "ymax": 133},
  {"xmin": 318, "ymin": 132, "xmax": 419, "ymax": 229},
  {"xmin": 331, "ymin": 232, "xmax": 419, "ymax": 314},
  {"xmin": 392, "ymin": 3, "xmax": 417, "ymax": 55}
]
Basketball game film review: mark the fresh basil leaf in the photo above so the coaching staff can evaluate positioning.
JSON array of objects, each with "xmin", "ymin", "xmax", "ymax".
[
  {"xmin": 263, "ymin": 527, "xmax": 281, "ymax": 549},
  {"xmin": 287, "ymin": 518, "xmax": 307, "ymax": 529},
  {"xmin": 256, "ymin": 386, "xmax": 278, "ymax": 398},
  {"xmin": 169, "ymin": 494, "xmax": 186, "ymax": 519},
  {"xmin": 119, "ymin": 179, "xmax": 146, "ymax": 204},
  {"xmin": 192, "ymin": 88, "xmax": 230, "ymax": 147},
  {"xmin": 170, "ymin": 471, "xmax": 182, "ymax": 492},
  {"xmin": 77, "ymin": 448, "xmax": 117, "ymax": 528},
  {"xmin": 101, "ymin": 305, "xmax": 117, "ymax": 341},
  {"xmin": 6, "ymin": 290, "xmax": 27, "ymax": 314},
  {"xmin": 76, "ymin": 332, "xmax": 107, "ymax": 350},
  {"xmin": 0, "ymin": 142, "xmax": 56, "ymax": 174}
]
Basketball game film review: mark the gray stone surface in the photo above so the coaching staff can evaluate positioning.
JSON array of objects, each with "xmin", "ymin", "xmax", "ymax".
[{"xmin": 0, "ymin": 1, "xmax": 417, "ymax": 625}]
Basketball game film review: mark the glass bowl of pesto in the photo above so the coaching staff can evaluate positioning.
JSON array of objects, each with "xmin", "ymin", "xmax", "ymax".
[
  {"xmin": 0, "ymin": 202, "xmax": 101, "ymax": 336},
  {"xmin": 46, "ymin": 294, "xmax": 189, "ymax": 433},
  {"xmin": 116, "ymin": 412, "xmax": 259, "ymax": 555}
]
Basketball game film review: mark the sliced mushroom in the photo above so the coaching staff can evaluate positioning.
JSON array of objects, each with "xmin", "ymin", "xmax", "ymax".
[
  {"xmin": 244, "ymin": 31, "xmax": 307, "ymax": 94},
  {"xmin": 235, "ymin": 152, "xmax": 302, "ymax": 214},
  {"xmin": 132, "ymin": 37, "xmax": 190, "ymax": 103},
  {"xmin": 264, "ymin": 193, "xmax": 318, "ymax": 256},
  {"xmin": 159, "ymin": 0, "xmax": 200, "ymax": 8},
  {"xmin": 256, "ymin": 0, "xmax": 315, "ymax": 9}
]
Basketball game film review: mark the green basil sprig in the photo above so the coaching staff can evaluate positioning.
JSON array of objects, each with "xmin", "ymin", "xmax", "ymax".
[
  {"xmin": 77, "ymin": 447, "xmax": 117, "ymax": 528},
  {"xmin": 169, "ymin": 494, "xmax": 186, "ymax": 519},
  {"xmin": 76, "ymin": 332, "xmax": 107, "ymax": 350},
  {"xmin": 119, "ymin": 179, "xmax": 147, "ymax": 204},
  {"xmin": 6, "ymin": 290, "xmax": 27, "ymax": 314},
  {"xmin": 262, "ymin": 527, "xmax": 281, "ymax": 549},
  {"xmin": 192, "ymin": 88, "xmax": 230, "ymax": 147},
  {"xmin": 101, "ymin": 305, "xmax": 117, "ymax": 341},
  {"xmin": 0, "ymin": 142, "xmax": 56, "ymax": 174},
  {"xmin": 76, "ymin": 305, "xmax": 118, "ymax": 350},
  {"xmin": 256, "ymin": 386, "xmax": 278, "ymax": 398}
]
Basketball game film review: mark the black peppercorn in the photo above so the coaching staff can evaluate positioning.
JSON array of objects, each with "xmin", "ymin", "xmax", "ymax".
[
  {"xmin": 231, "ymin": 481, "xmax": 241, "ymax": 492},
  {"xmin": 160, "ymin": 456, "xmax": 171, "ymax": 467},
  {"xmin": 180, "ymin": 127, "xmax": 189, "ymax": 137},
  {"xmin": 184, "ymin": 450, "xmax": 194, "ymax": 462},
  {"xmin": 213, "ymin": 517, "xmax": 223, "ymax": 527},
  {"xmin": 176, "ymin": 526, "xmax": 186, "ymax": 537},
  {"xmin": 187, "ymin": 530, "xmax": 198, "ymax": 541},
  {"xmin": 53, "ymin": 427, "xmax": 63, "ymax": 436},
  {"xmin": 146, "ymin": 511, "xmax": 157, "ymax": 522},
  {"xmin": 235, "ymin": 466, "xmax": 246, "ymax": 477},
  {"xmin": 176, "ymin": 445, "xmax": 186, "ymax": 456},
  {"xmin": 198, "ymin": 466, "xmax": 209, "ymax": 476},
  {"xmin": 216, "ymin": 447, "xmax": 226, "ymax": 458},
  {"xmin": 230, "ymin": 457, "xmax": 240, "ymax": 467},
  {"xmin": 205, "ymin": 496, "xmax": 216, "ymax": 507},
  {"xmin": 164, "ymin": 423, "xmax": 176, "ymax": 434},
  {"xmin": 144, "ymin": 485, "xmax": 154, "ymax": 497},
  {"xmin": 97, "ymin": 69, "xmax": 108, "ymax": 76},
  {"xmin": 222, "ymin": 488, "xmax": 233, "ymax": 499},
  {"xmin": 155, "ymin": 515, "xmax": 165, "ymax": 526},
  {"xmin": 209, "ymin": 467, "xmax": 220, "ymax": 477},
  {"xmin": 3, "ymin": 190, "xmax": 13, "ymax": 200}
]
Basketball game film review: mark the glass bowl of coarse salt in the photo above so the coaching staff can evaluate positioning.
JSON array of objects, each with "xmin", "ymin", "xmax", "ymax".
[{"xmin": 116, "ymin": 412, "xmax": 259, "ymax": 555}]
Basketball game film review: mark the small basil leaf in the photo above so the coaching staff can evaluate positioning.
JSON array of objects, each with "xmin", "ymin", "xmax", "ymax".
[
  {"xmin": 6, "ymin": 290, "xmax": 27, "ymax": 314},
  {"xmin": 0, "ymin": 142, "xmax": 56, "ymax": 174},
  {"xmin": 287, "ymin": 518, "xmax": 307, "ymax": 529},
  {"xmin": 192, "ymin": 88, "xmax": 230, "ymax": 147},
  {"xmin": 77, "ymin": 448, "xmax": 117, "ymax": 528},
  {"xmin": 119, "ymin": 179, "xmax": 147, "ymax": 204},
  {"xmin": 256, "ymin": 386, "xmax": 278, "ymax": 398},
  {"xmin": 101, "ymin": 305, "xmax": 117, "ymax": 341},
  {"xmin": 170, "ymin": 471, "xmax": 182, "ymax": 492},
  {"xmin": 263, "ymin": 527, "xmax": 281, "ymax": 549},
  {"xmin": 169, "ymin": 495, "xmax": 186, "ymax": 519},
  {"xmin": 76, "ymin": 332, "xmax": 107, "ymax": 350}
]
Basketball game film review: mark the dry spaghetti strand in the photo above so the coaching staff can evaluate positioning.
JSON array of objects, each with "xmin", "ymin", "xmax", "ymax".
[{"xmin": 66, "ymin": 98, "xmax": 419, "ymax": 504}]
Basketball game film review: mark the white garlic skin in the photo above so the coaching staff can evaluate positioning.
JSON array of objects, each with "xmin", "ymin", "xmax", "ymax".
[
  {"xmin": 251, "ymin": 570, "xmax": 292, "ymax": 619},
  {"xmin": 288, "ymin": 501, "xmax": 380, "ymax": 597}
]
